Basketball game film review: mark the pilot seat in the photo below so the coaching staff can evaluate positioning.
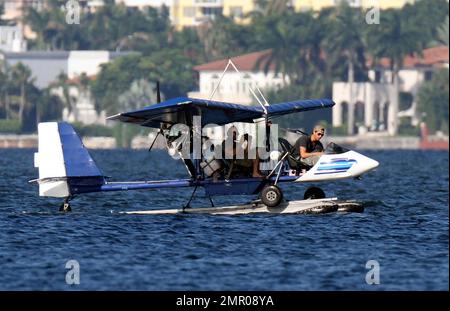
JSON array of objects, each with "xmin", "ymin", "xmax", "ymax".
[{"xmin": 278, "ymin": 138, "xmax": 313, "ymax": 174}]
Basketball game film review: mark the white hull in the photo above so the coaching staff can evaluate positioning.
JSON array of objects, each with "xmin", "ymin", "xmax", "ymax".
[{"xmin": 124, "ymin": 198, "xmax": 362, "ymax": 215}]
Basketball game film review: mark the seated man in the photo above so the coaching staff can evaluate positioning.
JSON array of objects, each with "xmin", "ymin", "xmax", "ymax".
[
  {"xmin": 292, "ymin": 124, "xmax": 325, "ymax": 167},
  {"xmin": 222, "ymin": 127, "xmax": 263, "ymax": 178}
]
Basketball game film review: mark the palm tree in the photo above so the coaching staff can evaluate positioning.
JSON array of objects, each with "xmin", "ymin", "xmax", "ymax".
[
  {"xmin": 86, "ymin": 3, "xmax": 117, "ymax": 50},
  {"xmin": 24, "ymin": 5, "xmax": 68, "ymax": 50},
  {"xmin": 365, "ymin": 9, "xmax": 422, "ymax": 135},
  {"xmin": 250, "ymin": 0, "xmax": 291, "ymax": 19},
  {"xmin": 54, "ymin": 72, "xmax": 76, "ymax": 118},
  {"xmin": 0, "ymin": 69, "xmax": 8, "ymax": 119},
  {"xmin": 324, "ymin": 3, "xmax": 367, "ymax": 135},
  {"xmin": 10, "ymin": 63, "xmax": 33, "ymax": 125},
  {"xmin": 0, "ymin": 56, "xmax": 8, "ymax": 119},
  {"xmin": 196, "ymin": 17, "xmax": 249, "ymax": 61},
  {"xmin": 255, "ymin": 11, "xmax": 324, "ymax": 87},
  {"xmin": 437, "ymin": 15, "xmax": 449, "ymax": 46},
  {"xmin": 23, "ymin": 6, "xmax": 50, "ymax": 49},
  {"xmin": 253, "ymin": 15, "xmax": 295, "ymax": 86}
]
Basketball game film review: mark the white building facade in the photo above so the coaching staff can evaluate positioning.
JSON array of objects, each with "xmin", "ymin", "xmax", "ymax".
[
  {"xmin": 4, "ymin": 50, "xmax": 137, "ymax": 125},
  {"xmin": 332, "ymin": 46, "xmax": 449, "ymax": 135},
  {"xmin": 59, "ymin": 83, "xmax": 107, "ymax": 126},
  {"xmin": 0, "ymin": 25, "xmax": 27, "ymax": 52},
  {"xmin": 188, "ymin": 50, "xmax": 284, "ymax": 105}
]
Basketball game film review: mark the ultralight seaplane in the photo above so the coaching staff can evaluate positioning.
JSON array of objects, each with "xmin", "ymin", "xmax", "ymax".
[
  {"xmin": 31, "ymin": 59, "xmax": 378, "ymax": 214},
  {"xmin": 31, "ymin": 92, "xmax": 379, "ymax": 215}
]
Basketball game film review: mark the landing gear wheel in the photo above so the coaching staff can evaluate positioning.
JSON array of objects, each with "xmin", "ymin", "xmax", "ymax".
[
  {"xmin": 59, "ymin": 202, "xmax": 71, "ymax": 212},
  {"xmin": 59, "ymin": 197, "xmax": 72, "ymax": 212},
  {"xmin": 304, "ymin": 186, "xmax": 325, "ymax": 200},
  {"xmin": 261, "ymin": 185, "xmax": 283, "ymax": 207}
]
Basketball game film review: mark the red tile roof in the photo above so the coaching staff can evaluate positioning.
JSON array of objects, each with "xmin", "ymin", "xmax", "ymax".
[
  {"xmin": 373, "ymin": 45, "xmax": 449, "ymax": 68},
  {"xmin": 194, "ymin": 50, "xmax": 275, "ymax": 72}
]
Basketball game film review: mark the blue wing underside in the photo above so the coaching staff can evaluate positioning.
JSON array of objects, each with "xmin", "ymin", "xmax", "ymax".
[{"xmin": 108, "ymin": 97, "xmax": 335, "ymax": 128}]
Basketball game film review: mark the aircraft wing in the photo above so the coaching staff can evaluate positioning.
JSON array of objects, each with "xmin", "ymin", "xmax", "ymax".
[
  {"xmin": 268, "ymin": 99, "xmax": 335, "ymax": 117},
  {"xmin": 107, "ymin": 97, "xmax": 335, "ymax": 128},
  {"xmin": 107, "ymin": 97, "xmax": 263, "ymax": 127}
]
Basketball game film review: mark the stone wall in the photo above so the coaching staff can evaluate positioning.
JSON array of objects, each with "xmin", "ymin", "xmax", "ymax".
[
  {"xmin": 0, "ymin": 135, "xmax": 116, "ymax": 149},
  {"xmin": 0, "ymin": 134, "xmax": 38, "ymax": 148}
]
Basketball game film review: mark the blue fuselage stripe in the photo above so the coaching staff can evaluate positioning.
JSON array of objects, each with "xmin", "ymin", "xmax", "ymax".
[{"xmin": 317, "ymin": 164, "xmax": 353, "ymax": 170}]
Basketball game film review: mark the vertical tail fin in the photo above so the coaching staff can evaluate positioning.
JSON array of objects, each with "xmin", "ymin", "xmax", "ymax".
[{"xmin": 33, "ymin": 122, "xmax": 104, "ymax": 197}]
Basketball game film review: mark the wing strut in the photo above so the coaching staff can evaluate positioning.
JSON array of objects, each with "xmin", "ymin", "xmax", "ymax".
[
  {"xmin": 148, "ymin": 128, "xmax": 162, "ymax": 152},
  {"xmin": 209, "ymin": 59, "xmax": 273, "ymax": 151},
  {"xmin": 209, "ymin": 59, "xmax": 270, "ymax": 114}
]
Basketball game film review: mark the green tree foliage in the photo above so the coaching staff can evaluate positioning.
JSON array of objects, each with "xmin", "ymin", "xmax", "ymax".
[
  {"xmin": 24, "ymin": 3, "xmax": 171, "ymax": 51},
  {"xmin": 25, "ymin": 2, "xmax": 88, "ymax": 50},
  {"xmin": 70, "ymin": 122, "xmax": 113, "ymax": 137},
  {"xmin": 9, "ymin": 63, "xmax": 33, "ymax": 126},
  {"xmin": 0, "ymin": 119, "xmax": 21, "ymax": 133},
  {"xmin": 322, "ymin": 3, "xmax": 368, "ymax": 82},
  {"xmin": 253, "ymin": 10, "xmax": 326, "ymax": 93},
  {"xmin": 197, "ymin": 16, "xmax": 254, "ymax": 61},
  {"xmin": 417, "ymin": 69, "xmax": 449, "ymax": 134},
  {"xmin": 118, "ymin": 79, "xmax": 158, "ymax": 112},
  {"xmin": 0, "ymin": 61, "xmax": 63, "ymax": 132},
  {"xmin": 91, "ymin": 55, "xmax": 142, "ymax": 115},
  {"xmin": 401, "ymin": 0, "xmax": 449, "ymax": 49},
  {"xmin": 365, "ymin": 9, "xmax": 423, "ymax": 76},
  {"xmin": 37, "ymin": 89, "xmax": 64, "ymax": 123},
  {"xmin": 0, "ymin": 68, "xmax": 9, "ymax": 119},
  {"xmin": 171, "ymin": 27, "xmax": 206, "ymax": 63},
  {"xmin": 91, "ymin": 51, "xmax": 196, "ymax": 115},
  {"xmin": 436, "ymin": 15, "xmax": 449, "ymax": 46}
]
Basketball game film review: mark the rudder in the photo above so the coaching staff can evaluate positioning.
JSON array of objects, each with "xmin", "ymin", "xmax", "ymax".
[{"xmin": 34, "ymin": 122, "xmax": 105, "ymax": 197}]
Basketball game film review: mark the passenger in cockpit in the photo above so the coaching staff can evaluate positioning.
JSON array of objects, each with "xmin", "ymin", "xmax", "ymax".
[{"xmin": 222, "ymin": 126, "xmax": 263, "ymax": 179}]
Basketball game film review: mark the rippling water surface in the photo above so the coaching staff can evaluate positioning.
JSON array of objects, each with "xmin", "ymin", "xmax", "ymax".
[{"xmin": 0, "ymin": 148, "xmax": 448, "ymax": 290}]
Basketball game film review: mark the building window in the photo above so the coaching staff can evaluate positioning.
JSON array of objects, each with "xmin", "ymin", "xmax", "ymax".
[
  {"xmin": 211, "ymin": 74, "xmax": 219, "ymax": 93},
  {"xmin": 424, "ymin": 71, "xmax": 433, "ymax": 81},
  {"xmin": 230, "ymin": 6, "xmax": 243, "ymax": 18},
  {"xmin": 183, "ymin": 7, "xmax": 196, "ymax": 17},
  {"xmin": 202, "ymin": 7, "xmax": 223, "ymax": 18}
]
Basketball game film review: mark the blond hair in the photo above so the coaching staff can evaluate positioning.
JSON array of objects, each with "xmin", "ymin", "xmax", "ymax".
[{"xmin": 312, "ymin": 124, "xmax": 325, "ymax": 133}]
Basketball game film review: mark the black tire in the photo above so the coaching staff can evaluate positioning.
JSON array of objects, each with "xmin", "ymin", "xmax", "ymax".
[
  {"xmin": 261, "ymin": 185, "xmax": 283, "ymax": 207},
  {"xmin": 304, "ymin": 186, "xmax": 325, "ymax": 200},
  {"xmin": 59, "ymin": 202, "xmax": 71, "ymax": 212}
]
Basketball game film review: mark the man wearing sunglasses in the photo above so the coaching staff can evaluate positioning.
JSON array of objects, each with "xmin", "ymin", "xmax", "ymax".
[{"xmin": 292, "ymin": 124, "xmax": 325, "ymax": 168}]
